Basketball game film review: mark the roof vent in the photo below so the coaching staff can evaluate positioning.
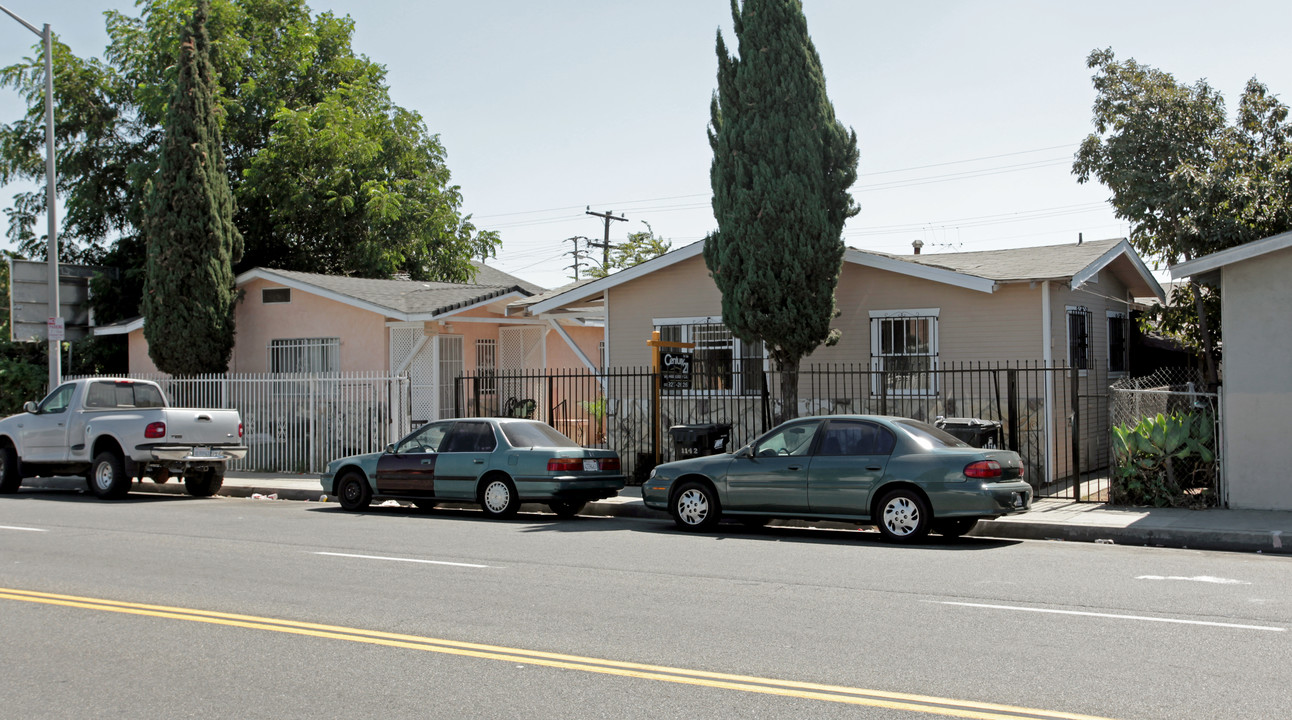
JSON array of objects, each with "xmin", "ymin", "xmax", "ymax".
[
  {"xmin": 912, "ymin": 239, "xmax": 924, "ymax": 255},
  {"xmin": 1078, "ymin": 232, "xmax": 1083, "ymax": 245}
]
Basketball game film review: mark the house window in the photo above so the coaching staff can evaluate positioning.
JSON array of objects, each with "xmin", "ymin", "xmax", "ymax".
[
  {"xmin": 269, "ymin": 337, "xmax": 339, "ymax": 373},
  {"xmin": 1107, "ymin": 311, "xmax": 1129, "ymax": 374},
  {"xmin": 654, "ymin": 317, "xmax": 765, "ymax": 394},
  {"xmin": 870, "ymin": 309, "xmax": 939, "ymax": 396},
  {"xmin": 262, "ymin": 288, "xmax": 291, "ymax": 304},
  {"xmin": 1067, "ymin": 307, "xmax": 1092, "ymax": 371},
  {"xmin": 476, "ymin": 338, "xmax": 497, "ymax": 396}
]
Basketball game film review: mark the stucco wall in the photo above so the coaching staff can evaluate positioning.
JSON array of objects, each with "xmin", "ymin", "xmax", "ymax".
[
  {"xmin": 234, "ymin": 278, "xmax": 389, "ymax": 373},
  {"xmin": 1219, "ymin": 247, "xmax": 1292, "ymax": 510}
]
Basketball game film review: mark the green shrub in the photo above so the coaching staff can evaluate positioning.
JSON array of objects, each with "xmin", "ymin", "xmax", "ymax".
[{"xmin": 1111, "ymin": 410, "xmax": 1217, "ymax": 507}]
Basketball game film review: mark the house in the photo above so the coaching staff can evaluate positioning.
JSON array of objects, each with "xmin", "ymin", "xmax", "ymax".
[
  {"xmin": 518, "ymin": 237, "xmax": 1165, "ymax": 485},
  {"xmin": 95, "ymin": 262, "xmax": 604, "ymax": 426},
  {"xmin": 1171, "ymin": 230, "xmax": 1292, "ymax": 511}
]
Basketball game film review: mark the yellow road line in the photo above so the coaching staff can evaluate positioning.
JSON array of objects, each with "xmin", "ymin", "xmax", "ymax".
[{"xmin": 0, "ymin": 587, "xmax": 1115, "ymax": 720}]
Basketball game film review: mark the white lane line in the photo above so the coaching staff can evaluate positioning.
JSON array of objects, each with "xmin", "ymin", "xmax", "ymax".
[
  {"xmin": 937, "ymin": 601, "xmax": 1286, "ymax": 632},
  {"xmin": 313, "ymin": 552, "xmax": 494, "ymax": 569},
  {"xmin": 0, "ymin": 525, "xmax": 47, "ymax": 532},
  {"xmin": 1136, "ymin": 575, "xmax": 1250, "ymax": 585}
]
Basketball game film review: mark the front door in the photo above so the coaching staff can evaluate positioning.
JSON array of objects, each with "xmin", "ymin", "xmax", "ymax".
[
  {"xmin": 21, "ymin": 384, "xmax": 77, "ymax": 462},
  {"xmin": 375, "ymin": 421, "xmax": 452, "ymax": 497},
  {"xmin": 807, "ymin": 419, "xmax": 896, "ymax": 516},
  {"xmin": 724, "ymin": 420, "xmax": 820, "ymax": 513}
]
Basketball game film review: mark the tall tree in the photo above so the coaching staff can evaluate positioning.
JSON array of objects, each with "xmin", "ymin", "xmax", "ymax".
[
  {"xmin": 703, "ymin": 0, "xmax": 859, "ymax": 420},
  {"xmin": 141, "ymin": 0, "xmax": 242, "ymax": 374},
  {"xmin": 0, "ymin": 0, "xmax": 498, "ymax": 326},
  {"xmin": 1073, "ymin": 48, "xmax": 1292, "ymax": 385}
]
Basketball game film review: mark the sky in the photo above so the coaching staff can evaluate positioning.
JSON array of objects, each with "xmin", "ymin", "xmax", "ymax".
[{"xmin": 3, "ymin": 1, "xmax": 1292, "ymax": 291}]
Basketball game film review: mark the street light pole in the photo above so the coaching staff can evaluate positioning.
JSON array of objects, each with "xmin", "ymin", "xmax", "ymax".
[{"xmin": 0, "ymin": 5, "xmax": 60, "ymax": 390}]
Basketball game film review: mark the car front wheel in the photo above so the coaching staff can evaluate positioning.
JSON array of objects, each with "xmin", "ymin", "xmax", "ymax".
[
  {"xmin": 337, "ymin": 471, "xmax": 372, "ymax": 512},
  {"xmin": 875, "ymin": 488, "xmax": 930, "ymax": 542},
  {"xmin": 670, "ymin": 481, "xmax": 720, "ymax": 532},
  {"xmin": 479, "ymin": 477, "xmax": 520, "ymax": 519},
  {"xmin": 0, "ymin": 445, "xmax": 20, "ymax": 494}
]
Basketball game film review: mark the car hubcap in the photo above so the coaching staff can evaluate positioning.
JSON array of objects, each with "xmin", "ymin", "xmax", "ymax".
[
  {"xmin": 343, "ymin": 481, "xmax": 360, "ymax": 503},
  {"xmin": 883, "ymin": 497, "xmax": 920, "ymax": 536},
  {"xmin": 95, "ymin": 464, "xmax": 114, "ymax": 492},
  {"xmin": 676, "ymin": 488, "xmax": 709, "ymax": 525},
  {"xmin": 484, "ymin": 482, "xmax": 510, "ymax": 513}
]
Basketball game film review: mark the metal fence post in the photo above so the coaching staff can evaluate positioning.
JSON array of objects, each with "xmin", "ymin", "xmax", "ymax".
[{"xmin": 1007, "ymin": 368, "xmax": 1019, "ymax": 452}]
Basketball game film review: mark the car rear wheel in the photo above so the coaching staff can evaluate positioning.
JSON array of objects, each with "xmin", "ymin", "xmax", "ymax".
[
  {"xmin": 875, "ymin": 488, "xmax": 930, "ymax": 542},
  {"xmin": 337, "ymin": 471, "xmax": 372, "ymax": 512},
  {"xmin": 480, "ymin": 477, "xmax": 520, "ymax": 519},
  {"xmin": 671, "ymin": 481, "xmax": 720, "ymax": 532},
  {"xmin": 88, "ymin": 451, "xmax": 132, "ymax": 500},
  {"xmin": 548, "ymin": 500, "xmax": 586, "ymax": 518},
  {"xmin": 0, "ymin": 445, "xmax": 20, "ymax": 494},
  {"xmin": 184, "ymin": 470, "xmax": 224, "ymax": 497},
  {"xmin": 934, "ymin": 518, "xmax": 978, "ymax": 538}
]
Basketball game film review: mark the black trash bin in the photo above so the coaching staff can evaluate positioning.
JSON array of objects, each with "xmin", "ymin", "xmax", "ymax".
[
  {"xmin": 669, "ymin": 423, "xmax": 733, "ymax": 459},
  {"xmin": 934, "ymin": 417, "xmax": 1003, "ymax": 449}
]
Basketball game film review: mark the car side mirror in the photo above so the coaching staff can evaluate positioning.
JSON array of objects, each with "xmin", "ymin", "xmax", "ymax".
[
  {"xmin": 23, "ymin": 401, "xmax": 37, "ymax": 414},
  {"xmin": 384, "ymin": 444, "xmax": 395, "ymax": 454},
  {"xmin": 734, "ymin": 446, "xmax": 752, "ymax": 459}
]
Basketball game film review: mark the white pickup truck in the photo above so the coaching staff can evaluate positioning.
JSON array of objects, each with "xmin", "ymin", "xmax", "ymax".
[{"xmin": 0, "ymin": 378, "xmax": 247, "ymax": 499}]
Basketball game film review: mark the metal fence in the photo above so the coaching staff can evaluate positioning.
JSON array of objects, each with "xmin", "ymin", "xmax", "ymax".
[
  {"xmin": 1109, "ymin": 367, "xmax": 1223, "ymax": 506},
  {"xmin": 455, "ymin": 361, "xmax": 1112, "ymax": 497},
  {"xmin": 70, "ymin": 373, "xmax": 411, "ymax": 474}
]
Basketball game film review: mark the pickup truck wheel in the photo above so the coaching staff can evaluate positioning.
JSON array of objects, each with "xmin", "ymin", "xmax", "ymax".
[
  {"xmin": 89, "ymin": 451, "xmax": 132, "ymax": 500},
  {"xmin": 337, "ymin": 471, "xmax": 372, "ymax": 512},
  {"xmin": 184, "ymin": 470, "xmax": 224, "ymax": 497},
  {"xmin": 0, "ymin": 445, "xmax": 20, "ymax": 494}
]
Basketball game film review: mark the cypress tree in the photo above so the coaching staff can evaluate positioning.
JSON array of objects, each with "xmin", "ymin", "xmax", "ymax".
[
  {"xmin": 142, "ymin": 0, "xmax": 243, "ymax": 375},
  {"xmin": 703, "ymin": 0, "xmax": 859, "ymax": 420}
]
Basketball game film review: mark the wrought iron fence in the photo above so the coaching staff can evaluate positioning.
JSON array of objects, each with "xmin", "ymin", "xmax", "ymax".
[{"xmin": 455, "ymin": 361, "xmax": 1110, "ymax": 496}]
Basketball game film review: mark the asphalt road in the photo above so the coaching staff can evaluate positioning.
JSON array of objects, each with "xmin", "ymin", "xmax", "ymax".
[{"xmin": 2, "ymin": 487, "xmax": 1289, "ymax": 719}]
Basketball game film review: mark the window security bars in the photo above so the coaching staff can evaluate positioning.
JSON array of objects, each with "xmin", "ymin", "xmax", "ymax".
[{"xmin": 269, "ymin": 337, "xmax": 339, "ymax": 374}]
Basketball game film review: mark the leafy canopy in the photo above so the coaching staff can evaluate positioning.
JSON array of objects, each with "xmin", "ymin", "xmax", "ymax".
[{"xmin": 585, "ymin": 221, "xmax": 672, "ymax": 279}]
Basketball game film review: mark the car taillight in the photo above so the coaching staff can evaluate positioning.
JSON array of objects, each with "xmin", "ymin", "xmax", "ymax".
[
  {"xmin": 238, "ymin": 422, "xmax": 244, "ymax": 438},
  {"xmin": 964, "ymin": 459, "xmax": 1002, "ymax": 479},
  {"xmin": 599, "ymin": 457, "xmax": 621, "ymax": 472},
  {"xmin": 547, "ymin": 458, "xmax": 583, "ymax": 472},
  {"xmin": 145, "ymin": 421, "xmax": 166, "ymax": 439}
]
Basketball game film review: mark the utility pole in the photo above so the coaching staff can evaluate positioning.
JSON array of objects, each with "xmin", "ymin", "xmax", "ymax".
[
  {"xmin": 585, "ymin": 207, "xmax": 627, "ymax": 270},
  {"xmin": 564, "ymin": 236, "xmax": 590, "ymax": 280}
]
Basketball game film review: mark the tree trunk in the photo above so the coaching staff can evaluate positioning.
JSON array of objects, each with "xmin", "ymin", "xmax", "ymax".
[
  {"xmin": 1191, "ymin": 279, "xmax": 1219, "ymax": 388},
  {"xmin": 778, "ymin": 358, "xmax": 799, "ymax": 424}
]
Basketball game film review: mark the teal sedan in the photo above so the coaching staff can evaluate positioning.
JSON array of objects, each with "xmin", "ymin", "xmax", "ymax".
[
  {"xmin": 321, "ymin": 418, "xmax": 625, "ymax": 518},
  {"xmin": 642, "ymin": 415, "xmax": 1031, "ymax": 542}
]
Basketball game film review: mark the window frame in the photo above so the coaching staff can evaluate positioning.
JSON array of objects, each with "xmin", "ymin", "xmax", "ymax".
[
  {"xmin": 1107, "ymin": 310, "xmax": 1129, "ymax": 376},
  {"xmin": 869, "ymin": 309, "xmax": 940, "ymax": 397},
  {"xmin": 1066, "ymin": 306, "xmax": 1093, "ymax": 374},
  {"xmin": 475, "ymin": 338, "xmax": 497, "ymax": 396},
  {"xmin": 268, "ymin": 337, "xmax": 340, "ymax": 374},
  {"xmin": 652, "ymin": 316, "xmax": 767, "ymax": 396}
]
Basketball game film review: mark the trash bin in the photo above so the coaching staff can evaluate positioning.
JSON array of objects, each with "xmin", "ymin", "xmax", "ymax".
[
  {"xmin": 934, "ymin": 417, "xmax": 1003, "ymax": 449},
  {"xmin": 669, "ymin": 423, "xmax": 733, "ymax": 459}
]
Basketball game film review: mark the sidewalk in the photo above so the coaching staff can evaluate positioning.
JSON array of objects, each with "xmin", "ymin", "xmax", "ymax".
[{"xmin": 21, "ymin": 472, "xmax": 1292, "ymax": 555}]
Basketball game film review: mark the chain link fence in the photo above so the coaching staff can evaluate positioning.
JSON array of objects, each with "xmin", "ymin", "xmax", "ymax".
[{"xmin": 1109, "ymin": 368, "xmax": 1223, "ymax": 507}]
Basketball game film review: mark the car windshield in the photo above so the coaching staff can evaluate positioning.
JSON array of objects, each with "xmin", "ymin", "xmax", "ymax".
[
  {"xmin": 893, "ymin": 419, "xmax": 971, "ymax": 449},
  {"xmin": 501, "ymin": 421, "xmax": 579, "ymax": 448}
]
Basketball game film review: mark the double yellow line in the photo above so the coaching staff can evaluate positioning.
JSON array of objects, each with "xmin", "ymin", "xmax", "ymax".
[{"xmin": 1, "ymin": 587, "xmax": 1113, "ymax": 720}]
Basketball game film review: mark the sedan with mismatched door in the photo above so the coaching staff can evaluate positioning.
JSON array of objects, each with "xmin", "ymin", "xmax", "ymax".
[
  {"xmin": 642, "ymin": 415, "xmax": 1031, "ymax": 542},
  {"xmin": 321, "ymin": 418, "xmax": 625, "ymax": 518}
]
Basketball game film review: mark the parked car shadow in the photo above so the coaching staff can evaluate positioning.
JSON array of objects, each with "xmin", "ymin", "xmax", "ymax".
[
  {"xmin": 638, "ymin": 519, "xmax": 1021, "ymax": 550},
  {"xmin": 3, "ymin": 486, "xmax": 210, "ymax": 504}
]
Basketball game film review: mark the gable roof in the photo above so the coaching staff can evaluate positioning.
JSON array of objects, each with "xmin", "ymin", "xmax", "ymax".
[
  {"xmin": 469, "ymin": 260, "xmax": 546, "ymax": 296},
  {"xmin": 1170, "ymin": 229, "xmax": 1292, "ymax": 282},
  {"xmin": 237, "ymin": 267, "xmax": 531, "ymax": 321},
  {"xmin": 523, "ymin": 237, "xmax": 1164, "ymax": 315}
]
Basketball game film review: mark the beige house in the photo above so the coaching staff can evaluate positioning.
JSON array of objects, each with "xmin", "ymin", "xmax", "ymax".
[
  {"xmin": 1172, "ymin": 230, "xmax": 1292, "ymax": 511},
  {"xmin": 521, "ymin": 237, "xmax": 1165, "ymax": 484},
  {"xmin": 97, "ymin": 263, "xmax": 604, "ymax": 426}
]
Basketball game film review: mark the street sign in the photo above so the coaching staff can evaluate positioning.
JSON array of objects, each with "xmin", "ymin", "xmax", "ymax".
[
  {"xmin": 7, "ymin": 259, "xmax": 114, "ymax": 342},
  {"xmin": 661, "ymin": 350, "xmax": 693, "ymax": 390},
  {"xmin": 47, "ymin": 316, "xmax": 64, "ymax": 341}
]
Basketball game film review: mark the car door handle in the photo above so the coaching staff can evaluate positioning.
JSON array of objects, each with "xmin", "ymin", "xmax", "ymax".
[
  {"xmin": 473, "ymin": 459, "xmax": 485, "ymax": 464},
  {"xmin": 421, "ymin": 459, "xmax": 434, "ymax": 465},
  {"xmin": 866, "ymin": 466, "xmax": 882, "ymax": 471},
  {"xmin": 788, "ymin": 465, "xmax": 801, "ymax": 471}
]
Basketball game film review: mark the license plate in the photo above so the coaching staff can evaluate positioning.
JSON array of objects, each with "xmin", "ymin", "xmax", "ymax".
[
  {"xmin": 193, "ymin": 446, "xmax": 211, "ymax": 457},
  {"xmin": 583, "ymin": 459, "xmax": 598, "ymax": 471}
]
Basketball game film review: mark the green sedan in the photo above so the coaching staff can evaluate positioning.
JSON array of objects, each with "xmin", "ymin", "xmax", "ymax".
[
  {"xmin": 642, "ymin": 415, "xmax": 1031, "ymax": 542},
  {"xmin": 321, "ymin": 418, "xmax": 625, "ymax": 518}
]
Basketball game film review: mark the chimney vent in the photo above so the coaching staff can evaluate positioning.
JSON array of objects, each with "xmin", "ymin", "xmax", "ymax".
[
  {"xmin": 1078, "ymin": 233, "xmax": 1083, "ymax": 245},
  {"xmin": 912, "ymin": 239, "xmax": 924, "ymax": 255}
]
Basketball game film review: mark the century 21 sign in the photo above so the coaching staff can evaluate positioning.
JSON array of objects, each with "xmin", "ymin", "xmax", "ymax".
[{"xmin": 661, "ymin": 350, "xmax": 693, "ymax": 389}]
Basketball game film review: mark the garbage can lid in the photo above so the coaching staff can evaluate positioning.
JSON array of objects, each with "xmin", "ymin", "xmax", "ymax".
[{"xmin": 936, "ymin": 417, "xmax": 1000, "ymax": 428}]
